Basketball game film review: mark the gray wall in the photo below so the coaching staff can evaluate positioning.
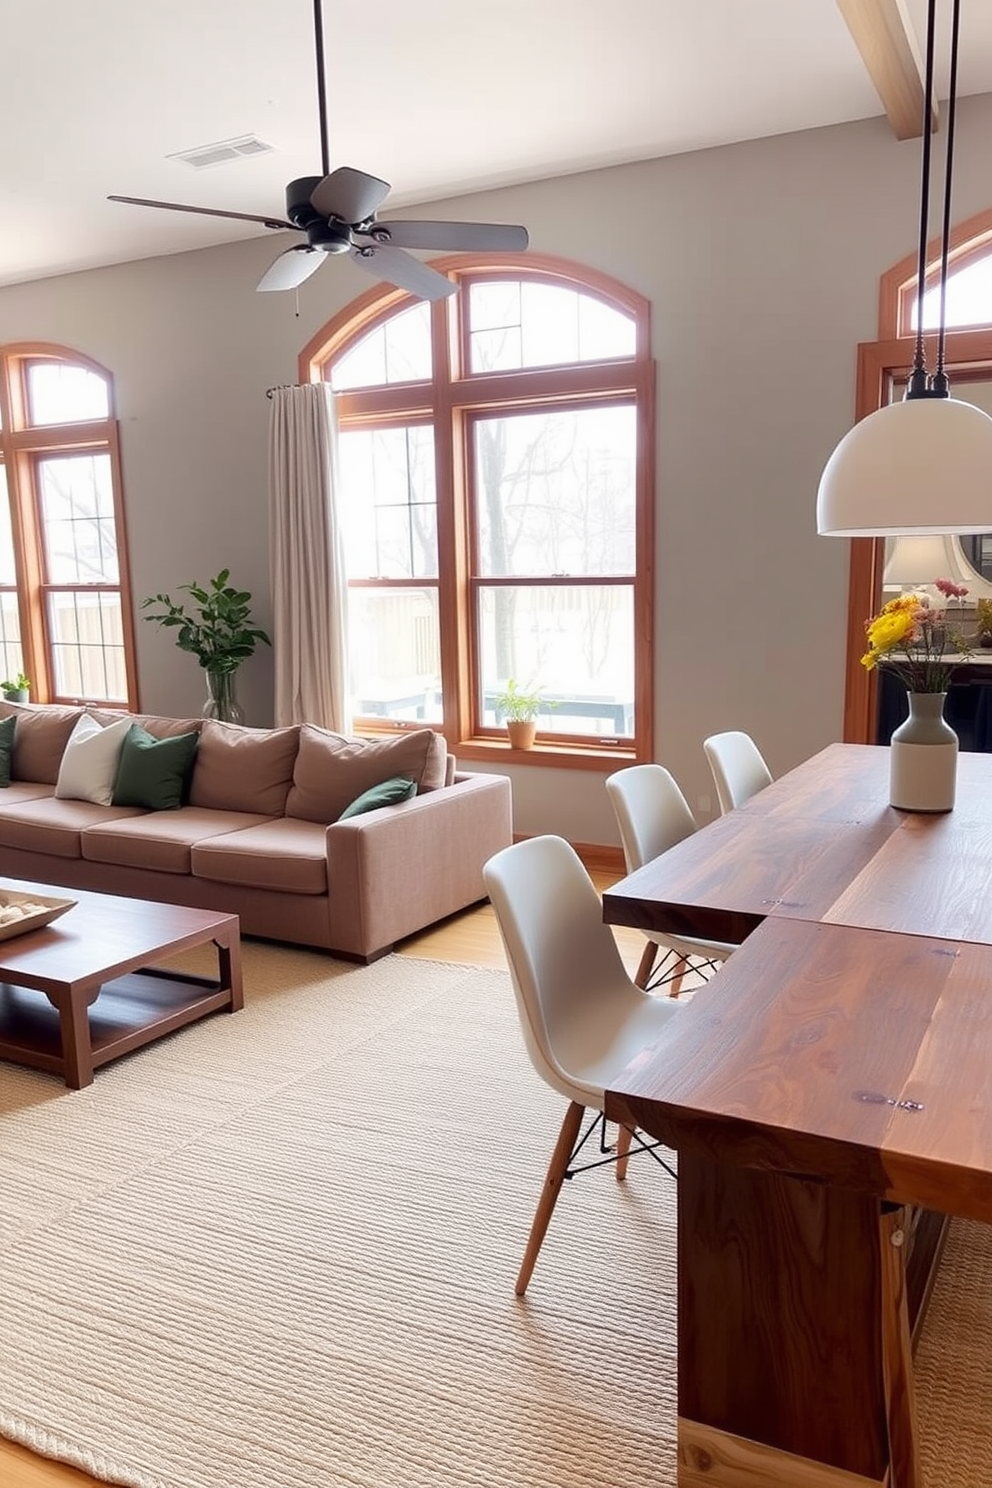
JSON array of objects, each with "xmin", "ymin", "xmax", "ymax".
[{"xmin": 3, "ymin": 97, "xmax": 991, "ymax": 844}]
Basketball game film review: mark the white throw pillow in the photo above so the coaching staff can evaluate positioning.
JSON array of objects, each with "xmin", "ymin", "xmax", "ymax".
[{"xmin": 54, "ymin": 714, "xmax": 133, "ymax": 805}]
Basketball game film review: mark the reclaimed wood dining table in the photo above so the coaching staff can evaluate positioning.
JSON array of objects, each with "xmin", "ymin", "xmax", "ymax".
[{"xmin": 602, "ymin": 743, "xmax": 992, "ymax": 1488}]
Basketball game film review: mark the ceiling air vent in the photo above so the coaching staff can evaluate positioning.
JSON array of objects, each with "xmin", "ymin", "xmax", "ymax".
[{"xmin": 170, "ymin": 136, "xmax": 274, "ymax": 170}]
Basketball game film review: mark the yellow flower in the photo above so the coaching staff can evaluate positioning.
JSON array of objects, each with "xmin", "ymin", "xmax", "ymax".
[{"xmin": 865, "ymin": 608, "xmax": 916, "ymax": 655}]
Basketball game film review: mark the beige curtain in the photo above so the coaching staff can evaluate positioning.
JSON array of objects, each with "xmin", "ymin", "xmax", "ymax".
[{"xmin": 268, "ymin": 383, "xmax": 349, "ymax": 730}]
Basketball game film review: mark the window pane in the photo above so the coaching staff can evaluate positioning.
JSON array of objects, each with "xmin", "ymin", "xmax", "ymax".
[
  {"xmin": 0, "ymin": 591, "xmax": 23, "ymax": 688},
  {"xmin": 914, "ymin": 256, "xmax": 992, "ymax": 331},
  {"xmin": 348, "ymin": 587, "xmax": 442, "ymax": 723},
  {"xmin": 0, "ymin": 465, "xmax": 15, "ymax": 586},
  {"xmin": 474, "ymin": 406, "xmax": 636, "ymax": 577},
  {"xmin": 37, "ymin": 454, "xmax": 119, "ymax": 583},
  {"xmin": 468, "ymin": 281, "xmax": 635, "ymax": 372},
  {"xmin": 339, "ymin": 426, "xmax": 437, "ymax": 578},
  {"xmin": 26, "ymin": 361, "xmax": 109, "ymax": 425},
  {"xmin": 48, "ymin": 590, "xmax": 126, "ymax": 701},
  {"xmin": 479, "ymin": 584, "xmax": 634, "ymax": 737},
  {"xmin": 331, "ymin": 302, "xmax": 432, "ymax": 390}
]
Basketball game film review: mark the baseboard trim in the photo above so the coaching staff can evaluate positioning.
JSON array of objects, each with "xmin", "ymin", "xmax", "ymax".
[{"xmin": 511, "ymin": 835, "xmax": 625, "ymax": 876}]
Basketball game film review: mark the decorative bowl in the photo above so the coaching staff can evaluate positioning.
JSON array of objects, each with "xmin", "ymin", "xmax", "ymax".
[{"xmin": 0, "ymin": 887, "xmax": 77, "ymax": 942}]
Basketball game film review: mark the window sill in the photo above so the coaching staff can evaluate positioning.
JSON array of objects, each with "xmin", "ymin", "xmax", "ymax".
[{"xmin": 454, "ymin": 737, "xmax": 640, "ymax": 771}]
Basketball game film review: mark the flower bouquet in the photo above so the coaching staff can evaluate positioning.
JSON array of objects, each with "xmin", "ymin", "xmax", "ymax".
[{"xmin": 861, "ymin": 578, "xmax": 971, "ymax": 693}]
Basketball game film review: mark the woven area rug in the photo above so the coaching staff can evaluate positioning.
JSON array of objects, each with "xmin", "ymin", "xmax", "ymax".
[{"xmin": 0, "ymin": 943, "xmax": 989, "ymax": 1488}]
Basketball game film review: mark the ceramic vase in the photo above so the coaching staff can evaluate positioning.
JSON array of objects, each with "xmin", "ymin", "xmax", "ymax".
[
  {"xmin": 889, "ymin": 691, "xmax": 957, "ymax": 812},
  {"xmin": 202, "ymin": 669, "xmax": 245, "ymax": 726}
]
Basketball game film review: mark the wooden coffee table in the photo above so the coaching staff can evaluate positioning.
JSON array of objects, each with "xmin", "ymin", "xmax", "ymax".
[{"xmin": 0, "ymin": 882, "xmax": 242, "ymax": 1089}]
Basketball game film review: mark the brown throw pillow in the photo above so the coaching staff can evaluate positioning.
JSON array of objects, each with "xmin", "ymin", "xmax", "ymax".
[
  {"xmin": 285, "ymin": 726, "xmax": 446, "ymax": 824},
  {"xmin": 188, "ymin": 719, "xmax": 300, "ymax": 816},
  {"xmin": 0, "ymin": 702, "xmax": 83, "ymax": 784}
]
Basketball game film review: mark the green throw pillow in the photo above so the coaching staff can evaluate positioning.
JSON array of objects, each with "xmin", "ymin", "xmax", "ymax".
[
  {"xmin": 0, "ymin": 713, "xmax": 14, "ymax": 787},
  {"xmin": 337, "ymin": 775, "xmax": 416, "ymax": 821},
  {"xmin": 111, "ymin": 724, "xmax": 199, "ymax": 811}
]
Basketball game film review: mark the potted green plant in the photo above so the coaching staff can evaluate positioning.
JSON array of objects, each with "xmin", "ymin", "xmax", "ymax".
[
  {"xmin": 976, "ymin": 598, "xmax": 992, "ymax": 649},
  {"xmin": 141, "ymin": 569, "xmax": 271, "ymax": 724},
  {"xmin": 493, "ymin": 679, "xmax": 548, "ymax": 750},
  {"xmin": 1, "ymin": 671, "xmax": 30, "ymax": 703}
]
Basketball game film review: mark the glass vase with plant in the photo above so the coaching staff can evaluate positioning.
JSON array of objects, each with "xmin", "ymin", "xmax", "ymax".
[{"xmin": 141, "ymin": 569, "xmax": 271, "ymax": 724}]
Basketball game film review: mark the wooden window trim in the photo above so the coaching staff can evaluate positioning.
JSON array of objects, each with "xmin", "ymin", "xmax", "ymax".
[
  {"xmin": 0, "ymin": 343, "xmax": 138, "ymax": 708},
  {"xmin": 843, "ymin": 320, "xmax": 992, "ymax": 743},
  {"xmin": 301, "ymin": 253, "xmax": 654, "ymax": 768}
]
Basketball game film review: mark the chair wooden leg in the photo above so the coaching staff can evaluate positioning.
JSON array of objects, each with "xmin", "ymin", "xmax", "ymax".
[
  {"xmin": 635, "ymin": 940, "xmax": 658, "ymax": 989},
  {"xmin": 616, "ymin": 1121, "xmax": 633, "ymax": 1182},
  {"xmin": 515, "ymin": 1100, "xmax": 585, "ymax": 1297},
  {"xmin": 670, "ymin": 955, "xmax": 689, "ymax": 998}
]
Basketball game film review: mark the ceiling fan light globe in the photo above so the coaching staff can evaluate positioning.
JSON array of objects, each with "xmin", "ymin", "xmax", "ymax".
[{"xmin": 816, "ymin": 396, "xmax": 992, "ymax": 536}]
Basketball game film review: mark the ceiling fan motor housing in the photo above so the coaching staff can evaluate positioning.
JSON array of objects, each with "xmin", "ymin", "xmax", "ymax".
[{"xmin": 286, "ymin": 175, "xmax": 353, "ymax": 253}]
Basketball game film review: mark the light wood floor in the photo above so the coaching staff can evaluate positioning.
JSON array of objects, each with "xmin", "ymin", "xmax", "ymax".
[{"xmin": 0, "ymin": 872, "xmax": 645, "ymax": 1488}]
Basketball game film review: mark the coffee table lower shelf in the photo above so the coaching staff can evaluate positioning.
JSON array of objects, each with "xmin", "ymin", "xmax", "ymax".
[
  {"xmin": 0, "ymin": 968, "xmax": 237, "ymax": 1087},
  {"xmin": 0, "ymin": 887, "xmax": 242, "ymax": 1089}
]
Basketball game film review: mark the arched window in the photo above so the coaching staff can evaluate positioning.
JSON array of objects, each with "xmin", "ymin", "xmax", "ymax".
[
  {"xmin": 0, "ymin": 344, "xmax": 136, "ymax": 705},
  {"xmin": 300, "ymin": 254, "xmax": 654, "ymax": 764}
]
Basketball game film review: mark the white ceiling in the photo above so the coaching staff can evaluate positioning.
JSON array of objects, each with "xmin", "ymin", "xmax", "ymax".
[{"xmin": 4, "ymin": 0, "xmax": 992, "ymax": 289}]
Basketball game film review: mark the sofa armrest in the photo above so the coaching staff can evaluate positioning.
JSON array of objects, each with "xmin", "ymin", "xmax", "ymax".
[{"xmin": 323, "ymin": 771, "xmax": 512, "ymax": 959}]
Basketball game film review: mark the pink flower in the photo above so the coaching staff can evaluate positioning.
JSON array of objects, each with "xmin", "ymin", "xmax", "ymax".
[{"xmin": 935, "ymin": 577, "xmax": 968, "ymax": 599}]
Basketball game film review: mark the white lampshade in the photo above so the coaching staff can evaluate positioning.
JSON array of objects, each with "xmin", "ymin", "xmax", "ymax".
[
  {"xmin": 883, "ymin": 534, "xmax": 954, "ymax": 585},
  {"xmin": 817, "ymin": 396, "xmax": 992, "ymax": 536}
]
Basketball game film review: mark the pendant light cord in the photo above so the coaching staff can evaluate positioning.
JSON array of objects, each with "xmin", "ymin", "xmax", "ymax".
[
  {"xmin": 313, "ymin": 0, "xmax": 330, "ymax": 179},
  {"xmin": 934, "ymin": 0, "xmax": 962, "ymax": 390},
  {"xmin": 910, "ymin": 0, "xmax": 938, "ymax": 394}
]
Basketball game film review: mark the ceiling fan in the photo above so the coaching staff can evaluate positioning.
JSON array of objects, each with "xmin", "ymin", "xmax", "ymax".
[{"xmin": 108, "ymin": 0, "xmax": 528, "ymax": 301}]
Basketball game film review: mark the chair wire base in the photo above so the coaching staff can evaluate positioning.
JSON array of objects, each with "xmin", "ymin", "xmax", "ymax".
[
  {"xmin": 645, "ymin": 945, "xmax": 723, "ymax": 994},
  {"xmin": 564, "ymin": 1109, "xmax": 677, "ymax": 1183}
]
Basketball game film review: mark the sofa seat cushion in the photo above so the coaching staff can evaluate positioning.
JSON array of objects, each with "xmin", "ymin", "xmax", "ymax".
[
  {"xmin": 81, "ymin": 808, "xmax": 273, "ymax": 875},
  {"xmin": 0, "ymin": 782, "xmax": 55, "ymax": 804},
  {"xmin": 191, "ymin": 819, "xmax": 329, "ymax": 894},
  {"xmin": 188, "ymin": 720, "xmax": 300, "ymax": 816},
  {"xmin": 0, "ymin": 798, "xmax": 145, "ymax": 858},
  {"xmin": 285, "ymin": 726, "xmax": 447, "ymax": 824}
]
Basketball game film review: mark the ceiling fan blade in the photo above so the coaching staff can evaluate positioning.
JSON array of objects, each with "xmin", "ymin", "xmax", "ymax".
[
  {"xmin": 350, "ymin": 244, "xmax": 456, "ymax": 301},
  {"xmin": 311, "ymin": 166, "xmax": 391, "ymax": 224},
  {"xmin": 377, "ymin": 220, "xmax": 529, "ymax": 252},
  {"xmin": 257, "ymin": 245, "xmax": 326, "ymax": 292},
  {"xmin": 108, "ymin": 195, "xmax": 292, "ymax": 230}
]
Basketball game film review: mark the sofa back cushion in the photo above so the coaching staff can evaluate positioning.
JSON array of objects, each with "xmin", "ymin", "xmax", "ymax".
[
  {"xmin": 86, "ymin": 709, "xmax": 203, "ymax": 741},
  {"xmin": 285, "ymin": 726, "xmax": 447, "ymax": 824},
  {"xmin": 188, "ymin": 720, "xmax": 300, "ymax": 817},
  {"xmin": 0, "ymin": 702, "xmax": 82, "ymax": 784}
]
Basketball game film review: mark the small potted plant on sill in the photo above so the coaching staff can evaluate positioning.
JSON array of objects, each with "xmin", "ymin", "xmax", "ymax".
[
  {"xmin": 493, "ymin": 678, "xmax": 548, "ymax": 750},
  {"xmin": 1, "ymin": 671, "xmax": 30, "ymax": 703}
]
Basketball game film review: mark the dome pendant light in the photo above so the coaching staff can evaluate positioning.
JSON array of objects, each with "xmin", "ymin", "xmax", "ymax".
[{"xmin": 817, "ymin": 0, "xmax": 992, "ymax": 537}]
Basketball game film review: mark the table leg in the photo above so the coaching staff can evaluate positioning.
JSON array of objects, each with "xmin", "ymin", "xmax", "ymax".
[
  {"xmin": 59, "ymin": 985, "xmax": 94, "ymax": 1090},
  {"xmin": 215, "ymin": 930, "xmax": 243, "ymax": 1012},
  {"xmin": 676, "ymin": 1151, "xmax": 917, "ymax": 1487}
]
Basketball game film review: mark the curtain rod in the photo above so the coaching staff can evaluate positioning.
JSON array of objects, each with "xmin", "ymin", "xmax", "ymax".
[{"xmin": 265, "ymin": 382, "xmax": 329, "ymax": 399}]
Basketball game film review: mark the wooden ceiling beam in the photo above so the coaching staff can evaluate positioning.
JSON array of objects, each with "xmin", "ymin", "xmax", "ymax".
[{"xmin": 836, "ymin": 0, "xmax": 937, "ymax": 140}]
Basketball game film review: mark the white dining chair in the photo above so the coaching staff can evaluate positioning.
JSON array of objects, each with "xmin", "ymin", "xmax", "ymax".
[
  {"xmin": 703, "ymin": 730, "xmax": 773, "ymax": 815},
  {"xmin": 605, "ymin": 763, "xmax": 737, "ymax": 995},
  {"xmin": 483, "ymin": 834, "xmax": 682, "ymax": 1296}
]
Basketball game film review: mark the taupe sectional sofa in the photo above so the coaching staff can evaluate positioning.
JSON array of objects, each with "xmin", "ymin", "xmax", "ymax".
[{"xmin": 0, "ymin": 703, "xmax": 512, "ymax": 960}]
